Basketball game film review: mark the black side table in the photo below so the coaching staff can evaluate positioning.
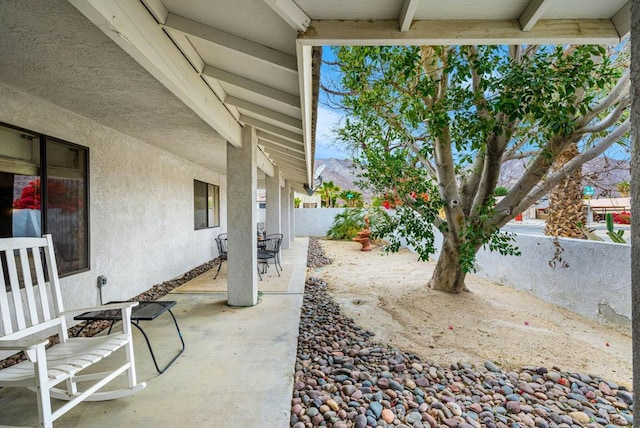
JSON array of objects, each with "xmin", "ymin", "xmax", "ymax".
[{"xmin": 75, "ymin": 301, "xmax": 185, "ymax": 374}]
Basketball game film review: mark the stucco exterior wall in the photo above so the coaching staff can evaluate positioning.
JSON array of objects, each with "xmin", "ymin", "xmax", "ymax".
[
  {"xmin": 474, "ymin": 234, "xmax": 631, "ymax": 330},
  {"xmin": 294, "ymin": 207, "xmax": 346, "ymax": 236},
  {"xmin": 1, "ymin": 84, "xmax": 225, "ymax": 310}
]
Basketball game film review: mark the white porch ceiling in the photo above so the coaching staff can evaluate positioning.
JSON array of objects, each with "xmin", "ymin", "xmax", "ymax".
[
  {"xmin": 63, "ymin": 0, "xmax": 628, "ymax": 191},
  {"xmin": 6, "ymin": 0, "xmax": 630, "ymax": 188}
]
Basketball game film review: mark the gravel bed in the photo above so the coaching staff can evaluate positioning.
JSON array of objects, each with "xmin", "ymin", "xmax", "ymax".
[{"xmin": 291, "ymin": 237, "xmax": 633, "ymax": 428}]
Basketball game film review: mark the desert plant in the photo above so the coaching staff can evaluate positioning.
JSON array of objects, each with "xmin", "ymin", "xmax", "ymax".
[
  {"xmin": 606, "ymin": 213, "xmax": 626, "ymax": 243},
  {"xmin": 616, "ymin": 181, "xmax": 630, "ymax": 197},
  {"xmin": 294, "ymin": 197, "xmax": 302, "ymax": 208},
  {"xmin": 327, "ymin": 209, "xmax": 365, "ymax": 240}
]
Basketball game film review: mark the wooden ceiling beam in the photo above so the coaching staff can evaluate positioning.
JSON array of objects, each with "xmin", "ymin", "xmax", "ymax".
[
  {"xmin": 240, "ymin": 115, "xmax": 303, "ymax": 144},
  {"xmin": 299, "ymin": 19, "xmax": 622, "ymax": 45},
  {"xmin": 399, "ymin": 0, "xmax": 420, "ymax": 32},
  {"xmin": 263, "ymin": 0, "xmax": 311, "ymax": 32},
  {"xmin": 165, "ymin": 13, "xmax": 298, "ymax": 73},
  {"xmin": 519, "ymin": 0, "xmax": 551, "ymax": 32},
  {"xmin": 226, "ymin": 96, "xmax": 302, "ymax": 131},
  {"xmin": 203, "ymin": 65, "xmax": 301, "ymax": 109},
  {"xmin": 257, "ymin": 131, "xmax": 305, "ymax": 153},
  {"xmin": 612, "ymin": 2, "xmax": 631, "ymax": 40},
  {"xmin": 258, "ymin": 139, "xmax": 306, "ymax": 161}
]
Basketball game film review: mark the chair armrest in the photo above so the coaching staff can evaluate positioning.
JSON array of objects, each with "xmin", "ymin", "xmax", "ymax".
[
  {"xmin": 0, "ymin": 337, "xmax": 49, "ymax": 351},
  {"xmin": 62, "ymin": 301, "xmax": 139, "ymax": 316}
]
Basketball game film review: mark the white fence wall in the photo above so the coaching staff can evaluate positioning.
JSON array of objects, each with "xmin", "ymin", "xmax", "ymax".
[
  {"xmin": 474, "ymin": 234, "xmax": 631, "ymax": 330},
  {"xmin": 295, "ymin": 207, "xmax": 347, "ymax": 237},
  {"xmin": 294, "ymin": 208, "xmax": 631, "ymax": 330}
]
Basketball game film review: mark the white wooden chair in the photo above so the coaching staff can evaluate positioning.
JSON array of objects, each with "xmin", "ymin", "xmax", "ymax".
[{"xmin": 0, "ymin": 235, "xmax": 146, "ymax": 427}]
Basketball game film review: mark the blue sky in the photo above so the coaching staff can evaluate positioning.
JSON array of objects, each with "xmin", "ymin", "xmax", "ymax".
[
  {"xmin": 313, "ymin": 46, "xmax": 631, "ymax": 162},
  {"xmin": 314, "ymin": 104, "xmax": 348, "ymax": 159},
  {"xmin": 315, "ymin": 47, "xmax": 350, "ymax": 160}
]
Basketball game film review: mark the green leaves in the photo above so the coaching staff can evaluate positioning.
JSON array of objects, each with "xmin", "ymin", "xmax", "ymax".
[{"xmin": 328, "ymin": 42, "xmax": 627, "ymax": 279}]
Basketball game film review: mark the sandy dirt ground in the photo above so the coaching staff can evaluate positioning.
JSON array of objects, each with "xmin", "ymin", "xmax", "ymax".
[{"xmin": 312, "ymin": 239, "xmax": 632, "ymax": 389}]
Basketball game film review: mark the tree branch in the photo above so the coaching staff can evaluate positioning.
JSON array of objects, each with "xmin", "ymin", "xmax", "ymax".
[
  {"xmin": 491, "ymin": 119, "xmax": 631, "ymax": 228},
  {"xmin": 581, "ymin": 69, "xmax": 630, "ymax": 123},
  {"xmin": 407, "ymin": 141, "xmax": 437, "ymax": 179},
  {"xmin": 579, "ymin": 95, "xmax": 630, "ymax": 133},
  {"xmin": 502, "ymin": 149, "xmax": 538, "ymax": 162}
]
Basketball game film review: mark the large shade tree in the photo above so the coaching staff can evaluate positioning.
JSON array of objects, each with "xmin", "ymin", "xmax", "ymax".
[{"xmin": 329, "ymin": 44, "xmax": 630, "ymax": 293}]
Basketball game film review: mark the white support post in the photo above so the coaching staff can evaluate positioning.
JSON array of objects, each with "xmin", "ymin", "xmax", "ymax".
[
  {"xmin": 265, "ymin": 166, "xmax": 282, "ymax": 236},
  {"xmin": 280, "ymin": 181, "xmax": 291, "ymax": 249},
  {"xmin": 289, "ymin": 187, "xmax": 295, "ymax": 243},
  {"xmin": 227, "ymin": 126, "xmax": 258, "ymax": 307}
]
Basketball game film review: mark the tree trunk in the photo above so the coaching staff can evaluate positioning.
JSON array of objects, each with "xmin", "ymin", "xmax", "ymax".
[
  {"xmin": 544, "ymin": 143, "xmax": 587, "ymax": 239},
  {"xmin": 428, "ymin": 240, "xmax": 467, "ymax": 293}
]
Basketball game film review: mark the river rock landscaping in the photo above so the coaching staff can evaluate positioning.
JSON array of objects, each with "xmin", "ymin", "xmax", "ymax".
[{"xmin": 291, "ymin": 238, "xmax": 633, "ymax": 428}]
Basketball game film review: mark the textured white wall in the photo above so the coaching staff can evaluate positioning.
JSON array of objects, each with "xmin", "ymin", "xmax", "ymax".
[
  {"xmin": 1, "ymin": 84, "xmax": 225, "ymax": 310},
  {"xmin": 474, "ymin": 234, "xmax": 631, "ymax": 329},
  {"xmin": 294, "ymin": 207, "xmax": 347, "ymax": 236}
]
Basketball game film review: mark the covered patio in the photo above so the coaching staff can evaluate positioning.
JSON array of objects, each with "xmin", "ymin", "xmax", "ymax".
[
  {"xmin": 0, "ymin": 239, "xmax": 308, "ymax": 427},
  {"xmin": 0, "ymin": 0, "xmax": 638, "ymax": 426}
]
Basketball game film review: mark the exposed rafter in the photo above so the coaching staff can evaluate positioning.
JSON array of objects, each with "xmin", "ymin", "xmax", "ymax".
[
  {"xmin": 259, "ymin": 141, "xmax": 306, "ymax": 162},
  {"xmin": 202, "ymin": 66, "xmax": 301, "ymax": 109},
  {"xmin": 266, "ymin": 154, "xmax": 308, "ymax": 174},
  {"xmin": 399, "ymin": 0, "xmax": 420, "ymax": 32},
  {"xmin": 69, "ymin": 0, "xmax": 243, "ymax": 146},
  {"xmin": 257, "ymin": 130, "xmax": 305, "ymax": 153},
  {"xmin": 519, "ymin": 0, "xmax": 551, "ymax": 32},
  {"xmin": 164, "ymin": 13, "xmax": 298, "ymax": 73},
  {"xmin": 269, "ymin": 158, "xmax": 307, "ymax": 174},
  {"xmin": 299, "ymin": 19, "xmax": 622, "ymax": 45},
  {"xmin": 612, "ymin": 1, "xmax": 631, "ymax": 39},
  {"xmin": 140, "ymin": 0, "xmax": 167, "ymax": 24},
  {"xmin": 257, "ymin": 147, "xmax": 275, "ymax": 177},
  {"xmin": 263, "ymin": 0, "xmax": 311, "ymax": 32},
  {"xmin": 258, "ymin": 139, "xmax": 306, "ymax": 160},
  {"xmin": 240, "ymin": 115, "xmax": 303, "ymax": 143},
  {"xmin": 225, "ymin": 96, "xmax": 302, "ymax": 130}
]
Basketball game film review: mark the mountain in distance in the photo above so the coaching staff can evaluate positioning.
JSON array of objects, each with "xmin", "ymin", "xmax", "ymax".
[
  {"xmin": 315, "ymin": 157, "xmax": 631, "ymax": 201},
  {"xmin": 314, "ymin": 158, "xmax": 371, "ymax": 201},
  {"xmin": 499, "ymin": 157, "xmax": 630, "ymax": 198}
]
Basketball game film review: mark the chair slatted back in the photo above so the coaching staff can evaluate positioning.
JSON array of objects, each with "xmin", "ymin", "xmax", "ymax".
[{"xmin": 0, "ymin": 235, "xmax": 65, "ymax": 340}]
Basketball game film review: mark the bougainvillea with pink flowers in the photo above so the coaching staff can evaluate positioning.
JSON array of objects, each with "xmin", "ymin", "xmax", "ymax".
[
  {"xmin": 12, "ymin": 179, "xmax": 41, "ymax": 209},
  {"xmin": 613, "ymin": 211, "xmax": 631, "ymax": 224}
]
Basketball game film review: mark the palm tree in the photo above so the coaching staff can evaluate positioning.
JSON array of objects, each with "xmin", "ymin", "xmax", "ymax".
[
  {"xmin": 318, "ymin": 181, "xmax": 340, "ymax": 208},
  {"xmin": 544, "ymin": 143, "xmax": 587, "ymax": 239},
  {"xmin": 339, "ymin": 189, "xmax": 364, "ymax": 207},
  {"xmin": 616, "ymin": 181, "xmax": 630, "ymax": 197}
]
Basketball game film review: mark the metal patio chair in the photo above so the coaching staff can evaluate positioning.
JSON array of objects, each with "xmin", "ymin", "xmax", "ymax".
[
  {"xmin": 264, "ymin": 233, "xmax": 284, "ymax": 270},
  {"xmin": 214, "ymin": 233, "xmax": 227, "ymax": 280},
  {"xmin": 257, "ymin": 235, "xmax": 282, "ymax": 280}
]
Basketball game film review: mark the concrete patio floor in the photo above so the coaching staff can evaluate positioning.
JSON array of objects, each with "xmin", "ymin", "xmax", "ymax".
[{"xmin": 0, "ymin": 237, "xmax": 308, "ymax": 428}]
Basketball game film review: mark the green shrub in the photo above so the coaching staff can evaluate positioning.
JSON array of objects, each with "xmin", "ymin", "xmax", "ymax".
[
  {"xmin": 494, "ymin": 186, "xmax": 509, "ymax": 196},
  {"xmin": 327, "ymin": 209, "xmax": 365, "ymax": 240}
]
